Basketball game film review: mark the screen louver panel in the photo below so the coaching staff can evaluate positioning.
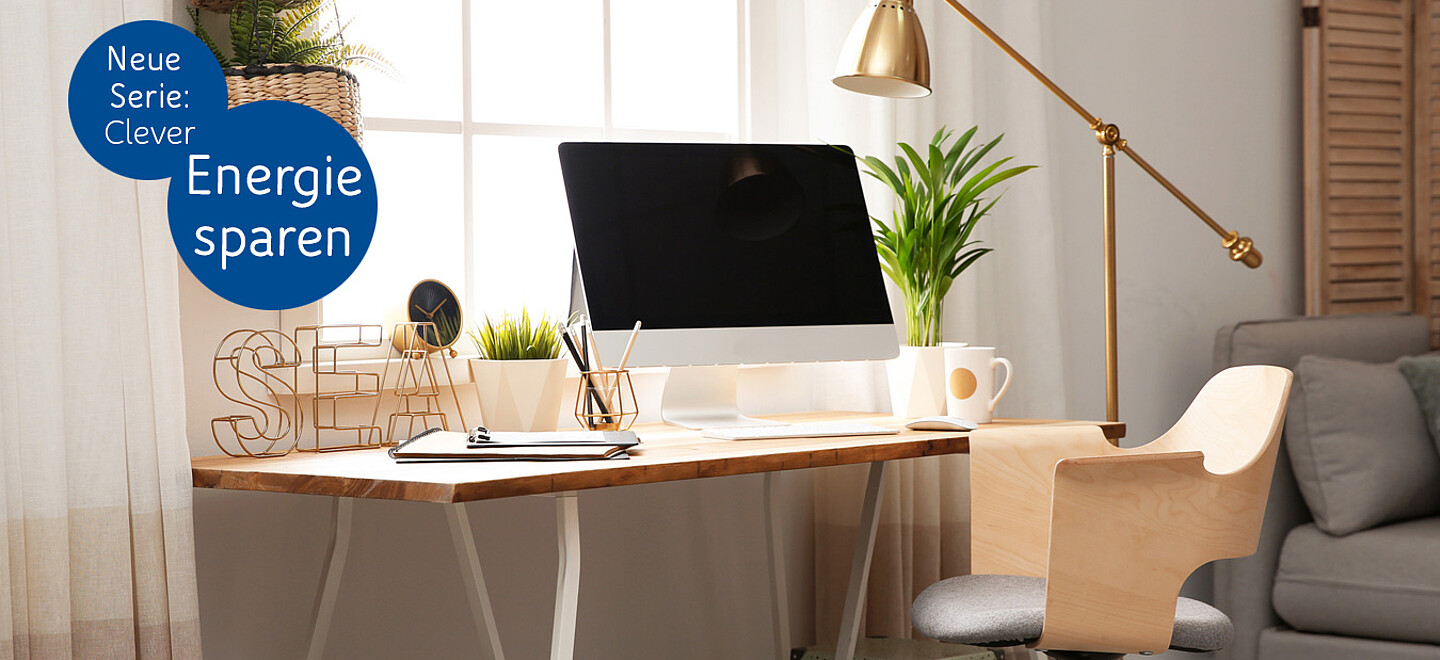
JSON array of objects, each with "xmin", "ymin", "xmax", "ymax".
[
  {"xmin": 1304, "ymin": 0, "xmax": 1415, "ymax": 318},
  {"xmin": 1415, "ymin": 0, "xmax": 1440, "ymax": 342}
]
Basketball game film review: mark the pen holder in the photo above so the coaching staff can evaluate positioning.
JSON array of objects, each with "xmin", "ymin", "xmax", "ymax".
[{"xmin": 576, "ymin": 369, "xmax": 637, "ymax": 431}]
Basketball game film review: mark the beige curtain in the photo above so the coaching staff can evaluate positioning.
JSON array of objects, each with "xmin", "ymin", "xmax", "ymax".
[
  {"xmin": 814, "ymin": 457, "xmax": 972, "ymax": 640},
  {"xmin": 751, "ymin": 0, "xmax": 1065, "ymax": 643},
  {"xmin": 0, "ymin": 1, "xmax": 203, "ymax": 657}
]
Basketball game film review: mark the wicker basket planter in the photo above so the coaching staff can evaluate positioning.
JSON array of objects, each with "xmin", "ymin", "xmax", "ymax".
[{"xmin": 223, "ymin": 63, "xmax": 363, "ymax": 143}]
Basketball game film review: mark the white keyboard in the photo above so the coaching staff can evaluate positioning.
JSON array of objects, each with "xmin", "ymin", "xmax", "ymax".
[{"xmin": 702, "ymin": 421, "xmax": 899, "ymax": 441}]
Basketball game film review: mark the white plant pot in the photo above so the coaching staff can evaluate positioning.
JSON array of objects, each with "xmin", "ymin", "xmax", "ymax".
[
  {"xmin": 887, "ymin": 345, "xmax": 952, "ymax": 418},
  {"xmin": 469, "ymin": 357, "xmax": 569, "ymax": 432}
]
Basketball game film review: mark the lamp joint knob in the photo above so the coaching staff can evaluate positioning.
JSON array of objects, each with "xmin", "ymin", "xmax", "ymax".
[
  {"xmin": 1222, "ymin": 231, "xmax": 1263, "ymax": 268},
  {"xmin": 1093, "ymin": 121, "xmax": 1123, "ymax": 147}
]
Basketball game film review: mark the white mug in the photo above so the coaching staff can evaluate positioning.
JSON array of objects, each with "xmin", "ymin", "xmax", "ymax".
[{"xmin": 943, "ymin": 346, "xmax": 1013, "ymax": 423}]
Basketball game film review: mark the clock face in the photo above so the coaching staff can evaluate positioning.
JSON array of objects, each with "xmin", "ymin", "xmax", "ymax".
[{"xmin": 406, "ymin": 279, "xmax": 462, "ymax": 348}]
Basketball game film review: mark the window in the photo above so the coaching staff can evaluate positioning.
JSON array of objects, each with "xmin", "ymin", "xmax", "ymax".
[{"xmin": 314, "ymin": 0, "xmax": 745, "ymax": 344}]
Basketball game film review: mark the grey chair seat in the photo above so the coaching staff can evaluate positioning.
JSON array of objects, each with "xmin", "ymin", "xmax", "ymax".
[{"xmin": 913, "ymin": 575, "xmax": 1235, "ymax": 653}]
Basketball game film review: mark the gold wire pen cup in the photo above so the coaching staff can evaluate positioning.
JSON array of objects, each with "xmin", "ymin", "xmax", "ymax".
[{"xmin": 575, "ymin": 369, "xmax": 637, "ymax": 431}]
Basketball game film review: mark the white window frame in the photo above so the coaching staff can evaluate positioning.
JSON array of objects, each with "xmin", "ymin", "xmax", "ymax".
[{"xmin": 285, "ymin": 0, "xmax": 755, "ymax": 360}]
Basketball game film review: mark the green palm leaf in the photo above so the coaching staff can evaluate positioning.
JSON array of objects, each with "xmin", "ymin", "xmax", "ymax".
[
  {"xmin": 852, "ymin": 126, "xmax": 1036, "ymax": 346},
  {"xmin": 190, "ymin": 0, "xmax": 395, "ymax": 76}
]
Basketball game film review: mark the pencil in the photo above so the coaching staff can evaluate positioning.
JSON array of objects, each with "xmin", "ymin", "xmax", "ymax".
[
  {"xmin": 617, "ymin": 320, "xmax": 642, "ymax": 371},
  {"xmin": 583, "ymin": 318, "xmax": 615, "ymax": 409},
  {"xmin": 584, "ymin": 318, "xmax": 606, "ymax": 372}
]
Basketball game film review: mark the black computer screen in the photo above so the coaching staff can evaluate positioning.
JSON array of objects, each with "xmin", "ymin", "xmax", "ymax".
[{"xmin": 559, "ymin": 142, "xmax": 894, "ymax": 332}]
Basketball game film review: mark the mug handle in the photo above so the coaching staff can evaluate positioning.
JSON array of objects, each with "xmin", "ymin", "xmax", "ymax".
[{"xmin": 988, "ymin": 357, "xmax": 1013, "ymax": 413}]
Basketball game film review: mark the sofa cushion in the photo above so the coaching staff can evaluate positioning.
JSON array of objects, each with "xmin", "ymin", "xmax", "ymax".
[
  {"xmin": 1397, "ymin": 353, "xmax": 1440, "ymax": 457},
  {"xmin": 1259, "ymin": 628, "xmax": 1440, "ymax": 660},
  {"xmin": 1287, "ymin": 355, "xmax": 1440, "ymax": 535},
  {"xmin": 1273, "ymin": 518, "xmax": 1440, "ymax": 645},
  {"xmin": 1213, "ymin": 313, "xmax": 1431, "ymax": 373}
]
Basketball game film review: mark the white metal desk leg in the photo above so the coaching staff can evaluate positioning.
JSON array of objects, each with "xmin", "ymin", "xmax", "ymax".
[
  {"xmin": 307, "ymin": 497, "xmax": 354, "ymax": 660},
  {"xmin": 447, "ymin": 503, "xmax": 506, "ymax": 660},
  {"xmin": 764, "ymin": 473, "xmax": 793, "ymax": 660},
  {"xmin": 835, "ymin": 461, "xmax": 888, "ymax": 660},
  {"xmin": 551, "ymin": 492, "xmax": 581, "ymax": 660}
]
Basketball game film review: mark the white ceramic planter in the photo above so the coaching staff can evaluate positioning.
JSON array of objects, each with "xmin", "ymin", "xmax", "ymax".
[
  {"xmin": 887, "ymin": 343, "xmax": 965, "ymax": 418},
  {"xmin": 469, "ymin": 357, "xmax": 569, "ymax": 432}
]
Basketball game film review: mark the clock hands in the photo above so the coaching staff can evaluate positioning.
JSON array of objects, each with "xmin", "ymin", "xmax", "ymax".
[{"xmin": 413, "ymin": 299, "xmax": 448, "ymax": 320}]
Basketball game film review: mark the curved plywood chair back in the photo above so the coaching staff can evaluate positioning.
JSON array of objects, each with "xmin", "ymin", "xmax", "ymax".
[
  {"xmin": 1034, "ymin": 365, "xmax": 1294, "ymax": 653},
  {"xmin": 1149, "ymin": 365, "xmax": 1293, "ymax": 475}
]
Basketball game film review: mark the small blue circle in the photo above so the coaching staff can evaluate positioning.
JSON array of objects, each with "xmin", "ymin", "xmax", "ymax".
[
  {"xmin": 168, "ymin": 101, "xmax": 377, "ymax": 310},
  {"xmin": 68, "ymin": 20, "xmax": 227, "ymax": 180}
]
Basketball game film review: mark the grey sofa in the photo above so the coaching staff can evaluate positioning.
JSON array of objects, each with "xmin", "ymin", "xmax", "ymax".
[{"xmin": 1212, "ymin": 313, "xmax": 1440, "ymax": 660}]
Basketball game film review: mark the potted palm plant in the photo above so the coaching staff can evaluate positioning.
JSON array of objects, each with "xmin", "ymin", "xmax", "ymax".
[
  {"xmin": 857, "ymin": 126, "xmax": 1035, "ymax": 416},
  {"xmin": 188, "ymin": 0, "xmax": 393, "ymax": 143},
  {"xmin": 467, "ymin": 310, "xmax": 569, "ymax": 432}
]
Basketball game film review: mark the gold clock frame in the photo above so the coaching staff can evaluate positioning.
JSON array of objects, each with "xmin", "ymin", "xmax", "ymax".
[{"xmin": 392, "ymin": 278, "xmax": 464, "ymax": 357}]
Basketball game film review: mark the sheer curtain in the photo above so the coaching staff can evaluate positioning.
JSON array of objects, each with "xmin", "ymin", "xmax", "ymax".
[
  {"xmin": 0, "ymin": 1, "xmax": 202, "ymax": 656},
  {"xmin": 751, "ymin": 0, "xmax": 1067, "ymax": 642}
]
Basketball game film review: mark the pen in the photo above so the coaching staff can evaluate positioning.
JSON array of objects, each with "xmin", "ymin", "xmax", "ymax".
[
  {"xmin": 560, "ymin": 325, "xmax": 587, "ymax": 371},
  {"xmin": 583, "ymin": 317, "xmax": 614, "ymax": 406},
  {"xmin": 561, "ymin": 325, "xmax": 612, "ymax": 419},
  {"xmin": 579, "ymin": 321, "xmax": 590, "ymax": 371},
  {"xmin": 581, "ymin": 318, "xmax": 621, "ymax": 425},
  {"xmin": 579, "ymin": 322, "xmax": 592, "ymax": 421},
  {"xmin": 617, "ymin": 320, "xmax": 642, "ymax": 371}
]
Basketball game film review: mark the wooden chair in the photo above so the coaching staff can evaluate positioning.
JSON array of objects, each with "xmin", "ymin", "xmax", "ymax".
[{"xmin": 912, "ymin": 365, "xmax": 1293, "ymax": 659}]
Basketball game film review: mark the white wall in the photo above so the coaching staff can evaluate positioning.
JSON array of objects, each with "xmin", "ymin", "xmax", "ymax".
[
  {"xmin": 1044, "ymin": 0, "xmax": 1304, "ymax": 443},
  {"xmin": 180, "ymin": 1, "xmax": 1302, "ymax": 657},
  {"xmin": 1043, "ymin": 0, "xmax": 1304, "ymax": 612}
]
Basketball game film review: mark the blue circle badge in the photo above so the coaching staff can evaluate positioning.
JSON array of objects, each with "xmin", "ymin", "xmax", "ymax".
[
  {"xmin": 168, "ymin": 101, "xmax": 377, "ymax": 310},
  {"xmin": 68, "ymin": 20, "xmax": 227, "ymax": 180},
  {"xmin": 70, "ymin": 20, "xmax": 378, "ymax": 310}
]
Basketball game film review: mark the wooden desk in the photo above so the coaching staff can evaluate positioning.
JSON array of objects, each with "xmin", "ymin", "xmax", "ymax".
[{"xmin": 192, "ymin": 414, "xmax": 1123, "ymax": 660}]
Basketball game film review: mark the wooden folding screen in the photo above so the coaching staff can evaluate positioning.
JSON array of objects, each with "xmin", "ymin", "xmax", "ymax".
[
  {"xmin": 1418, "ymin": 0, "xmax": 1440, "ymax": 344},
  {"xmin": 1303, "ymin": 0, "xmax": 1440, "ymax": 344}
]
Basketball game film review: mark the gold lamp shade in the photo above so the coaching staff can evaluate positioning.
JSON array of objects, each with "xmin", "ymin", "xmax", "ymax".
[{"xmin": 833, "ymin": 0, "xmax": 932, "ymax": 98}]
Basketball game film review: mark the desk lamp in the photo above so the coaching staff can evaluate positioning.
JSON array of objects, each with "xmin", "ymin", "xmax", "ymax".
[{"xmin": 834, "ymin": 0, "xmax": 1263, "ymax": 423}]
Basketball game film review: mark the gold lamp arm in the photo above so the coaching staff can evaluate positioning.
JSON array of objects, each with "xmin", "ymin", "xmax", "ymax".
[
  {"xmin": 934, "ymin": 0, "xmax": 1261, "ymax": 422},
  {"xmin": 1119, "ymin": 143, "xmax": 1263, "ymax": 267},
  {"xmin": 939, "ymin": 0, "xmax": 1261, "ymax": 268}
]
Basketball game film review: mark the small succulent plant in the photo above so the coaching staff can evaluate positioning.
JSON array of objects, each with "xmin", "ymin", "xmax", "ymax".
[{"xmin": 468, "ymin": 310, "xmax": 564, "ymax": 361}]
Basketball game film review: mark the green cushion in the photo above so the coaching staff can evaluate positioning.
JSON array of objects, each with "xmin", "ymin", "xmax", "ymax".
[
  {"xmin": 1396, "ymin": 353, "xmax": 1440, "ymax": 458},
  {"xmin": 1287, "ymin": 355, "xmax": 1440, "ymax": 536}
]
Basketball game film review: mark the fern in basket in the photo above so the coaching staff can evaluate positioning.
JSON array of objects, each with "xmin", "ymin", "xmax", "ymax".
[
  {"xmin": 188, "ymin": 0, "xmax": 394, "ymax": 74},
  {"xmin": 468, "ymin": 310, "xmax": 564, "ymax": 361},
  {"xmin": 857, "ymin": 126, "xmax": 1036, "ymax": 347}
]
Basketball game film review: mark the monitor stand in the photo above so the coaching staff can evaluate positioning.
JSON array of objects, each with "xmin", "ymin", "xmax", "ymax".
[{"xmin": 661, "ymin": 365, "xmax": 780, "ymax": 430}]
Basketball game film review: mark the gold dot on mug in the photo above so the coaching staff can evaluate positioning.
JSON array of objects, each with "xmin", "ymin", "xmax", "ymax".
[{"xmin": 949, "ymin": 368, "xmax": 978, "ymax": 399}]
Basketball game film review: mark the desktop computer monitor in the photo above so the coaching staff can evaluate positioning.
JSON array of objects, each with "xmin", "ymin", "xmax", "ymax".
[{"xmin": 559, "ymin": 142, "xmax": 898, "ymax": 428}]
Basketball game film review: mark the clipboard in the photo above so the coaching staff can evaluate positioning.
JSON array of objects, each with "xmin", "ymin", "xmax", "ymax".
[
  {"xmin": 464, "ymin": 426, "xmax": 638, "ymax": 448},
  {"xmin": 389, "ymin": 428, "xmax": 639, "ymax": 463}
]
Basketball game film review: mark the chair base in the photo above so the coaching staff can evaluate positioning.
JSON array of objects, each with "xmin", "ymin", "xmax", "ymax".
[{"xmin": 1041, "ymin": 652, "xmax": 1126, "ymax": 660}]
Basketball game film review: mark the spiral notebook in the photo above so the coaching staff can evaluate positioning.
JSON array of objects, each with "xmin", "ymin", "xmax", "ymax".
[{"xmin": 388, "ymin": 428, "xmax": 639, "ymax": 463}]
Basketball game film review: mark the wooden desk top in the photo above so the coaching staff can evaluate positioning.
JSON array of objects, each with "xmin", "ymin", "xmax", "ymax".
[{"xmin": 191, "ymin": 413, "xmax": 1124, "ymax": 504}]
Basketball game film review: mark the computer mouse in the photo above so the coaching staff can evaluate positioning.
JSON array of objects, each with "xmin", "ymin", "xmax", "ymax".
[{"xmin": 905, "ymin": 416, "xmax": 979, "ymax": 431}]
